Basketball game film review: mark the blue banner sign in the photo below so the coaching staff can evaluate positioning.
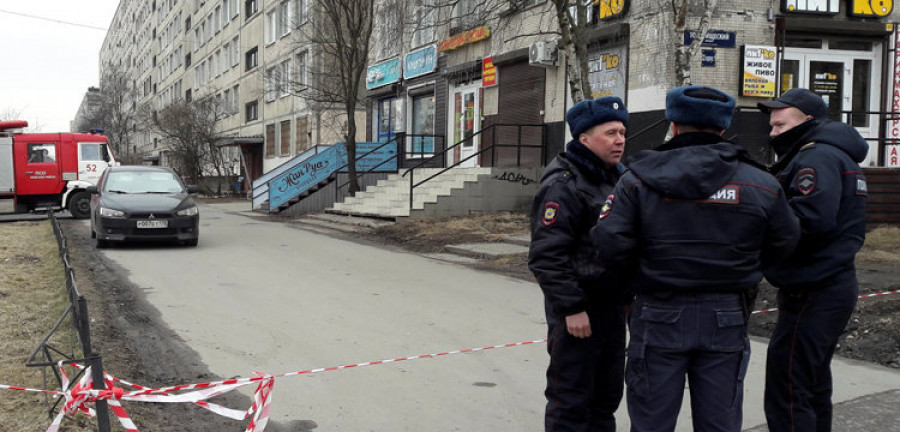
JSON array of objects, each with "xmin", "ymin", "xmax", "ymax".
[
  {"xmin": 268, "ymin": 144, "xmax": 347, "ymax": 210},
  {"xmin": 342, "ymin": 141, "xmax": 398, "ymax": 172},
  {"xmin": 683, "ymin": 30, "xmax": 736, "ymax": 48},
  {"xmin": 366, "ymin": 58, "xmax": 401, "ymax": 90},
  {"xmin": 404, "ymin": 45, "xmax": 438, "ymax": 80}
]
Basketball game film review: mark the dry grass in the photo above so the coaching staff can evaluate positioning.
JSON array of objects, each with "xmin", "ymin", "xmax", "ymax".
[
  {"xmin": 858, "ymin": 225, "xmax": 900, "ymax": 264},
  {"xmin": 370, "ymin": 212, "xmax": 529, "ymax": 252},
  {"xmin": 0, "ymin": 222, "xmax": 90, "ymax": 431}
]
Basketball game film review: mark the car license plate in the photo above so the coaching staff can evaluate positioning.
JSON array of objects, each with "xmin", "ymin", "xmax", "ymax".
[{"xmin": 137, "ymin": 220, "xmax": 168, "ymax": 229}]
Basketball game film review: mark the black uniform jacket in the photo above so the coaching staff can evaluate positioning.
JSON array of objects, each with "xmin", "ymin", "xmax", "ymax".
[
  {"xmin": 591, "ymin": 132, "xmax": 801, "ymax": 295},
  {"xmin": 763, "ymin": 119, "xmax": 869, "ymax": 289},
  {"xmin": 528, "ymin": 143, "xmax": 624, "ymax": 317}
]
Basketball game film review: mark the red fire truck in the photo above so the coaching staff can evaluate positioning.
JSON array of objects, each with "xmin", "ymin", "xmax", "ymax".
[{"xmin": 0, "ymin": 120, "xmax": 117, "ymax": 218}]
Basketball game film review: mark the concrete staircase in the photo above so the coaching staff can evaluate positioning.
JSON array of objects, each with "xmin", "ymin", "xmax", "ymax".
[{"xmin": 327, "ymin": 167, "xmax": 493, "ymax": 219}]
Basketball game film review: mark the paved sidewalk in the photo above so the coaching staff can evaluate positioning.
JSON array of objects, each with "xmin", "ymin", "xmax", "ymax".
[{"xmin": 204, "ymin": 202, "xmax": 900, "ymax": 431}]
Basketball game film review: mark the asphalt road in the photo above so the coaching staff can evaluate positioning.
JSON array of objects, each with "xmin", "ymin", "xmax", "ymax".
[
  {"xmin": 78, "ymin": 202, "xmax": 900, "ymax": 431},
  {"xmin": 82, "ymin": 203, "xmax": 549, "ymax": 430}
]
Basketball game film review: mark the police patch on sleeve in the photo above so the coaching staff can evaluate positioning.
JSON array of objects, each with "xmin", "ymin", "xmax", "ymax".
[
  {"xmin": 597, "ymin": 194, "xmax": 615, "ymax": 220},
  {"xmin": 542, "ymin": 202, "xmax": 561, "ymax": 226},
  {"xmin": 795, "ymin": 167, "xmax": 817, "ymax": 196}
]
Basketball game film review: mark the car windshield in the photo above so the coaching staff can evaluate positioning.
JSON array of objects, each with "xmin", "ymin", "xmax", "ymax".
[{"xmin": 105, "ymin": 171, "xmax": 184, "ymax": 194}]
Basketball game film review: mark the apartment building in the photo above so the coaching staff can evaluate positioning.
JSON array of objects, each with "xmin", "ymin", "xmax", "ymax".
[
  {"xmin": 98, "ymin": 0, "xmax": 358, "ymax": 184},
  {"xmin": 366, "ymin": 0, "xmax": 900, "ymax": 169}
]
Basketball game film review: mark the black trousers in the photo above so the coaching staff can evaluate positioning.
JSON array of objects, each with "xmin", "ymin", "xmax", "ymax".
[
  {"xmin": 544, "ymin": 301, "xmax": 627, "ymax": 432},
  {"xmin": 764, "ymin": 279, "xmax": 858, "ymax": 432}
]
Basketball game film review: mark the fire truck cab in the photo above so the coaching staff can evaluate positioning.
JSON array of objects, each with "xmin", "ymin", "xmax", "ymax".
[{"xmin": 0, "ymin": 120, "xmax": 117, "ymax": 218}]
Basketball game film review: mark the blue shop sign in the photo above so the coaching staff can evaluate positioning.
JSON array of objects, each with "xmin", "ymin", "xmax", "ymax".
[
  {"xmin": 683, "ymin": 30, "xmax": 736, "ymax": 48},
  {"xmin": 339, "ymin": 141, "xmax": 398, "ymax": 172},
  {"xmin": 404, "ymin": 45, "xmax": 438, "ymax": 80},
  {"xmin": 269, "ymin": 144, "xmax": 348, "ymax": 210},
  {"xmin": 366, "ymin": 58, "xmax": 401, "ymax": 90}
]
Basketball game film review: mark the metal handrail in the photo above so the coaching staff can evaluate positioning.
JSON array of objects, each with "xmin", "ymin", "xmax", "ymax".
[
  {"xmin": 401, "ymin": 123, "xmax": 546, "ymax": 209},
  {"xmin": 332, "ymin": 134, "xmax": 404, "ymax": 199}
]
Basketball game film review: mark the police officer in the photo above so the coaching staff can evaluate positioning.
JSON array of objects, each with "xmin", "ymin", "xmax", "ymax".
[
  {"xmin": 528, "ymin": 96, "xmax": 629, "ymax": 432},
  {"xmin": 591, "ymin": 86, "xmax": 800, "ymax": 432},
  {"xmin": 757, "ymin": 88, "xmax": 869, "ymax": 432}
]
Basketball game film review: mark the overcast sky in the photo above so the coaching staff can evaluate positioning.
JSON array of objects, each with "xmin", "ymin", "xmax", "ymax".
[{"xmin": 0, "ymin": 1, "xmax": 120, "ymax": 132}]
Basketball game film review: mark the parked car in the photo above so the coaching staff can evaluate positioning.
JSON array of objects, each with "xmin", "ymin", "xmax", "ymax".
[{"xmin": 87, "ymin": 166, "xmax": 200, "ymax": 248}]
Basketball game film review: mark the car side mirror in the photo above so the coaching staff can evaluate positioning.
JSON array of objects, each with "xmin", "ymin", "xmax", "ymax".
[
  {"xmin": 187, "ymin": 185, "xmax": 200, "ymax": 194},
  {"xmin": 86, "ymin": 185, "xmax": 99, "ymax": 195}
]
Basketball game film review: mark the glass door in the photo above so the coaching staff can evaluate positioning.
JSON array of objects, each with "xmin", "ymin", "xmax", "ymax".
[
  {"xmin": 377, "ymin": 97, "xmax": 397, "ymax": 143},
  {"xmin": 449, "ymin": 83, "xmax": 481, "ymax": 167},
  {"xmin": 782, "ymin": 46, "xmax": 879, "ymax": 165}
]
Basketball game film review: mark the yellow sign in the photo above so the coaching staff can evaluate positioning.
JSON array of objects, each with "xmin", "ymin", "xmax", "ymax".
[
  {"xmin": 742, "ymin": 45, "xmax": 777, "ymax": 98},
  {"xmin": 595, "ymin": 0, "xmax": 628, "ymax": 20},
  {"xmin": 482, "ymin": 57, "xmax": 497, "ymax": 87},
  {"xmin": 850, "ymin": 0, "xmax": 893, "ymax": 16},
  {"xmin": 438, "ymin": 26, "xmax": 491, "ymax": 52}
]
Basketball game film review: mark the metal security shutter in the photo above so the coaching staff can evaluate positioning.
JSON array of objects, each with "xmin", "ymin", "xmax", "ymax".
[{"xmin": 483, "ymin": 61, "xmax": 545, "ymax": 167}]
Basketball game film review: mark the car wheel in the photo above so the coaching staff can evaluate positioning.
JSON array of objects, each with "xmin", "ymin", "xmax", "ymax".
[
  {"xmin": 68, "ymin": 191, "xmax": 91, "ymax": 219},
  {"xmin": 95, "ymin": 237, "xmax": 109, "ymax": 248}
]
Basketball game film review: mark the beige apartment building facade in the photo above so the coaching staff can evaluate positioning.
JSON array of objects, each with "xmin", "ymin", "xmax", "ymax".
[{"xmin": 99, "ymin": 0, "xmax": 358, "ymax": 185}]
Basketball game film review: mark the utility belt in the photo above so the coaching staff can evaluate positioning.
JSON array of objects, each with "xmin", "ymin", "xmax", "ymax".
[{"xmin": 644, "ymin": 285, "xmax": 758, "ymax": 320}]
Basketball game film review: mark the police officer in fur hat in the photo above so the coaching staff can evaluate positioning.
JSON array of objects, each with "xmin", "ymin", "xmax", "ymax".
[
  {"xmin": 591, "ymin": 86, "xmax": 800, "ymax": 432},
  {"xmin": 529, "ymin": 96, "xmax": 630, "ymax": 431}
]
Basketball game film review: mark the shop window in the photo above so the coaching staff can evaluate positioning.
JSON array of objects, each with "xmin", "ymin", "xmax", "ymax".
[
  {"xmin": 851, "ymin": 59, "xmax": 871, "ymax": 127},
  {"xmin": 409, "ymin": 93, "xmax": 435, "ymax": 157}
]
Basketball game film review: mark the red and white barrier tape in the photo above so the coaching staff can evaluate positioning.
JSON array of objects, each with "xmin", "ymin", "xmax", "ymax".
[
  {"xmin": 751, "ymin": 288, "xmax": 900, "ymax": 315},
  {"xmin": 3, "ymin": 288, "xmax": 897, "ymax": 431}
]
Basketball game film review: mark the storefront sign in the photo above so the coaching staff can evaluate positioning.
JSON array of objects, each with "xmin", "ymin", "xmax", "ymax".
[
  {"xmin": 438, "ymin": 26, "xmax": 490, "ymax": 51},
  {"xmin": 888, "ymin": 29, "xmax": 900, "ymax": 146},
  {"xmin": 684, "ymin": 30, "xmax": 736, "ymax": 48},
  {"xmin": 587, "ymin": 41, "xmax": 627, "ymax": 99},
  {"xmin": 269, "ymin": 144, "xmax": 347, "ymax": 210},
  {"xmin": 595, "ymin": 0, "xmax": 629, "ymax": 20},
  {"xmin": 366, "ymin": 58, "xmax": 401, "ymax": 90},
  {"xmin": 741, "ymin": 45, "xmax": 777, "ymax": 98},
  {"xmin": 341, "ymin": 141, "xmax": 398, "ymax": 172},
  {"xmin": 482, "ymin": 56, "xmax": 498, "ymax": 87},
  {"xmin": 404, "ymin": 45, "xmax": 438, "ymax": 80},
  {"xmin": 702, "ymin": 50, "xmax": 716, "ymax": 67},
  {"xmin": 850, "ymin": 0, "xmax": 893, "ymax": 16},
  {"xmin": 887, "ymin": 144, "xmax": 900, "ymax": 167},
  {"xmin": 782, "ymin": 0, "xmax": 839, "ymax": 14}
]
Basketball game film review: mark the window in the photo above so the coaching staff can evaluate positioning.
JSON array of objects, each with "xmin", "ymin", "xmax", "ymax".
[
  {"xmin": 265, "ymin": 123, "xmax": 276, "ymax": 156},
  {"xmin": 411, "ymin": 0, "xmax": 436, "ymax": 47},
  {"xmin": 245, "ymin": 0, "xmax": 258, "ymax": 16},
  {"xmin": 215, "ymin": 6, "xmax": 222, "ymax": 32},
  {"xmin": 267, "ymin": 9, "xmax": 278, "ymax": 43},
  {"xmin": 265, "ymin": 66, "xmax": 278, "ymax": 101},
  {"xmin": 245, "ymin": 100, "xmax": 258, "ymax": 122},
  {"xmin": 295, "ymin": 51, "xmax": 307, "ymax": 88},
  {"xmin": 231, "ymin": 36, "xmax": 240, "ymax": 67},
  {"xmin": 186, "ymin": 88, "xmax": 192, "ymax": 102},
  {"xmin": 231, "ymin": 84, "xmax": 240, "ymax": 114},
  {"xmin": 280, "ymin": 120, "xmax": 291, "ymax": 155},
  {"xmin": 280, "ymin": 60, "xmax": 291, "ymax": 96},
  {"xmin": 245, "ymin": 47, "xmax": 258, "ymax": 70},
  {"xmin": 27, "ymin": 143, "xmax": 57, "ymax": 163},
  {"xmin": 294, "ymin": 0, "xmax": 306, "ymax": 25},
  {"xmin": 279, "ymin": 1, "xmax": 291, "ymax": 36},
  {"xmin": 409, "ymin": 93, "xmax": 436, "ymax": 156}
]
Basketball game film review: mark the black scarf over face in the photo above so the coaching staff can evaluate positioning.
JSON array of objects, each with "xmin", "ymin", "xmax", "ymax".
[{"xmin": 768, "ymin": 119, "xmax": 819, "ymax": 174}]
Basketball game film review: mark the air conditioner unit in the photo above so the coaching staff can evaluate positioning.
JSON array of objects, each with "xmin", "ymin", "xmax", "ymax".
[{"xmin": 529, "ymin": 41, "xmax": 558, "ymax": 67}]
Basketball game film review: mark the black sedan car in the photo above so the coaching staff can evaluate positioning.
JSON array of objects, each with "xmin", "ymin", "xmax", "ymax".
[{"xmin": 87, "ymin": 166, "xmax": 200, "ymax": 248}]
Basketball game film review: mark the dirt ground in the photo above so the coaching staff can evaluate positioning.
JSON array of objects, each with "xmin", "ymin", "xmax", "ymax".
[
  {"xmin": 41, "ymin": 212, "xmax": 899, "ymax": 431},
  {"xmin": 365, "ymin": 215, "xmax": 900, "ymax": 370}
]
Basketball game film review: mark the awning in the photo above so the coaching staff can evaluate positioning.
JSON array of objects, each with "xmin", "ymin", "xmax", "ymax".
[{"xmin": 216, "ymin": 136, "xmax": 264, "ymax": 148}]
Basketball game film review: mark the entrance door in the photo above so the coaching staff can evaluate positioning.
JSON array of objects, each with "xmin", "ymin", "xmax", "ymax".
[
  {"xmin": 377, "ymin": 97, "xmax": 398, "ymax": 143},
  {"xmin": 449, "ymin": 83, "xmax": 482, "ymax": 167},
  {"xmin": 782, "ymin": 42, "xmax": 880, "ymax": 165}
]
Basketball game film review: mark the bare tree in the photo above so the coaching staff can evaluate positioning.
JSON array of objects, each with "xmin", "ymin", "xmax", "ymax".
[
  {"xmin": 142, "ymin": 94, "xmax": 230, "ymax": 192},
  {"xmin": 94, "ymin": 62, "xmax": 141, "ymax": 162},
  {"xmin": 672, "ymin": 0, "xmax": 716, "ymax": 85},
  {"xmin": 274, "ymin": 0, "xmax": 376, "ymax": 196}
]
